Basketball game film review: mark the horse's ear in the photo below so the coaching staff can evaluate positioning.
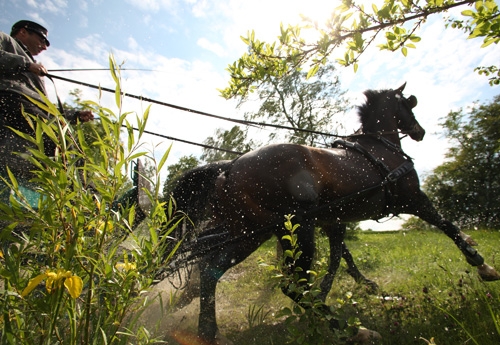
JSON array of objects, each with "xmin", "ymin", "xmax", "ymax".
[
  {"xmin": 395, "ymin": 82, "xmax": 407, "ymax": 93},
  {"xmin": 407, "ymin": 95, "xmax": 418, "ymax": 108}
]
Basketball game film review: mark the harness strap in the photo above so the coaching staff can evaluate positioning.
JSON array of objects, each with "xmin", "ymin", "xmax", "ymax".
[
  {"xmin": 332, "ymin": 139, "xmax": 391, "ymax": 174},
  {"xmin": 384, "ymin": 160, "xmax": 414, "ymax": 184},
  {"xmin": 332, "ymin": 138, "xmax": 415, "ymax": 214}
]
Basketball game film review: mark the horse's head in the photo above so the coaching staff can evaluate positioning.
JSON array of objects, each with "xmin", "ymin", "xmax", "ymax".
[
  {"xmin": 358, "ymin": 83, "xmax": 425, "ymax": 143},
  {"xmin": 393, "ymin": 83, "xmax": 425, "ymax": 142}
]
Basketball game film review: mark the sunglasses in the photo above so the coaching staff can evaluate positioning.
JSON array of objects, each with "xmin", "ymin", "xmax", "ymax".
[{"xmin": 27, "ymin": 29, "xmax": 50, "ymax": 46}]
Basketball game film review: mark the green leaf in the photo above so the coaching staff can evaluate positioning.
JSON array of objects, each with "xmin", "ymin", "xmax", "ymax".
[
  {"xmin": 481, "ymin": 37, "xmax": 499, "ymax": 47},
  {"xmin": 281, "ymin": 234, "xmax": 292, "ymax": 242},
  {"xmin": 115, "ymin": 84, "xmax": 121, "ymax": 109},
  {"xmin": 306, "ymin": 65, "xmax": 319, "ymax": 79},
  {"xmin": 157, "ymin": 144, "xmax": 172, "ymax": 172},
  {"xmin": 275, "ymin": 307, "xmax": 293, "ymax": 318},
  {"xmin": 109, "ymin": 56, "xmax": 119, "ymax": 85}
]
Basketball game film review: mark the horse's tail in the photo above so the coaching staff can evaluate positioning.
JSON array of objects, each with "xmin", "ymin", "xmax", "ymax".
[
  {"xmin": 155, "ymin": 160, "xmax": 233, "ymax": 279},
  {"xmin": 171, "ymin": 160, "xmax": 233, "ymax": 227}
]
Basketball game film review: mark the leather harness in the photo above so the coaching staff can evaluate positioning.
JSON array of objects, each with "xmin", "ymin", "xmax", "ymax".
[{"xmin": 331, "ymin": 136, "xmax": 415, "ymax": 215}]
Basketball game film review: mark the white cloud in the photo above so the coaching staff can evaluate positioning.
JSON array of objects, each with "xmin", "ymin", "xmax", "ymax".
[
  {"xmin": 125, "ymin": 0, "xmax": 161, "ymax": 11},
  {"xmin": 125, "ymin": 0, "xmax": 179, "ymax": 12},
  {"xmin": 128, "ymin": 37, "xmax": 140, "ymax": 50},
  {"xmin": 79, "ymin": 0, "xmax": 88, "ymax": 11},
  {"xmin": 199, "ymin": 0, "xmax": 338, "ymax": 61},
  {"xmin": 142, "ymin": 14, "xmax": 153, "ymax": 25},
  {"xmin": 26, "ymin": 0, "xmax": 68, "ymax": 14},
  {"xmin": 74, "ymin": 34, "xmax": 110, "ymax": 59},
  {"xmin": 23, "ymin": 12, "xmax": 50, "ymax": 28},
  {"xmin": 78, "ymin": 15, "xmax": 88, "ymax": 28},
  {"xmin": 197, "ymin": 37, "xmax": 226, "ymax": 57},
  {"xmin": 189, "ymin": 0, "xmax": 209, "ymax": 17}
]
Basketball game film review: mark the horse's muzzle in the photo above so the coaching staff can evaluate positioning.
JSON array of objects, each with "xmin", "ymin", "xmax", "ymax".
[{"xmin": 408, "ymin": 123, "xmax": 425, "ymax": 142}]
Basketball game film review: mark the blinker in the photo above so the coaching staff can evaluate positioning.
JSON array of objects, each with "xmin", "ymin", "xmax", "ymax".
[{"xmin": 407, "ymin": 95, "xmax": 417, "ymax": 109}]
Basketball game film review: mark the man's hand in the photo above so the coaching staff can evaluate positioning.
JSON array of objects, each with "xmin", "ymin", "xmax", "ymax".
[
  {"xmin": 75, "ymin": 110, "xmax": 94, "ymax": 122},
  {"xmin": 28, "ymin": 62, "xmax": 47, "ymax": 76}
]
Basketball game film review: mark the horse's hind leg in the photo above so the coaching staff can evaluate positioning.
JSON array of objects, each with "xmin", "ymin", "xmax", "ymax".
[
  {"xmin": 319, "ymin": 224, "xmax": 377, "ymax": 301},
  {"xmin": 341, "ymin": 242, "xmax": 378, "ymax": 293},
  {"xmin": 278, "ymin": 219, "xmax": 317, "ymax": 302},
  {"xmin": 280, "ymin": 220, "xmax": 382, "ymax": 342},
  {"xmin": 198, "ymin": 236, "xmax": 266, "ymax": 343},
  {"xmin": 411, "ymin": 191, "xmax": 500, "ymax": 281},
  {"xmin": 318, "ymin": 223, "xmax": 344, "ymax": 301}
]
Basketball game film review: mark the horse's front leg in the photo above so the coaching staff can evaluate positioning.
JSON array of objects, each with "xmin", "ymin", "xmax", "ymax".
[{"xmin": 411, "ymin": 191, "xmax": 500, "ymax": 281}]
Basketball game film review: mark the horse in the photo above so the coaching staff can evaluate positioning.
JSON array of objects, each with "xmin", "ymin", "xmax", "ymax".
[{"xmin": 170, "ymin": 83, "xmax": 499, "ymax": 344}]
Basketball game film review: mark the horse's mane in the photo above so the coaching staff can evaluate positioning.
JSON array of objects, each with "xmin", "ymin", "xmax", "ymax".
[{"xmin": 357, "ymin": 89, "xmax": 392, "ymax": 133}]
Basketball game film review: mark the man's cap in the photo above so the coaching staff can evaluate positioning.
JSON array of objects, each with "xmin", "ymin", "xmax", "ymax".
[{"xmin": 12, "ymin": 20, "xmax": 50, "ymax": 46}]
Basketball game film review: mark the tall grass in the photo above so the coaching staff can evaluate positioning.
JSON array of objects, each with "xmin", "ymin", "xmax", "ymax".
[
  {"xmin": 339, "ymin": 229, "xmax": 500, "ymax": 345},
  {"xmin": 216, "ymin": 229, "xmax": 500, "ymax": 345}
]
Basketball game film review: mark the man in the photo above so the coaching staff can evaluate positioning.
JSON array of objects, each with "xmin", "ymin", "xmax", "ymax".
[
  {"xmin": 0, "ymin": 21, "xmax": 150, "ymax": 222},
  {"xmin": 0, "ymin": 20, "xmax": 93, "ymax": 202}
]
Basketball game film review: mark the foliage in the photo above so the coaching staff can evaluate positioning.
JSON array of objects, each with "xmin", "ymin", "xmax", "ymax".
[
  {"xmin": 401, "ymin": 215, "xmax": 436, "ymax": 231},
  {"xmin": 264, "ymin": 215, "xmax": 360, "ymax": 344},
  {"xmin": 162, "ymin": 154, "xmax": 200, "ymax": 198},
  {"xmin": 422, "ymin": 95, "xmax": 500, "ymax": 228},
  {"xmin": 0, "ymin": 56, "xmax": 180, "ymax": 344},
  {"xmin": 221, "ymin": 0, "xmax": 500, "ymax": 99},
  {"xmin": 246, "ymin": 304, "xmax": 271, "ymax": 329},
  {"xmin": 63, "ymin": 88, "xmax": 135, "ymax": 196},
  {"xmin": 62, "ymin": 88, "xmax": 87, "ymax": 112},
  {"xmin": 240, "ymin": 63, "xmax": 350, "ymax": 146},
  {"xmin": 200, "ymin": 125, "xmax": 255, "ymax": 162}
]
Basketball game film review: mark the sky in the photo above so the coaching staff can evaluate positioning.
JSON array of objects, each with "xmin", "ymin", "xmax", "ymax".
[{"xmin": 1, "ymin": 0, "xmax": 499, "ymax": 230}]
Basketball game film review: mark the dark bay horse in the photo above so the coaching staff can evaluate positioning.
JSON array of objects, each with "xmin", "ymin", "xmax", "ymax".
[{"xmin": 170, "ymin": 83, "xmax": 499, "ymax": 344}]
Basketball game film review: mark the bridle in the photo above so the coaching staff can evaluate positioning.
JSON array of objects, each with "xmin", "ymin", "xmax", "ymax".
[{"xmin": 349, "ymin": 92, "xmax": 422, "ymax": 141}]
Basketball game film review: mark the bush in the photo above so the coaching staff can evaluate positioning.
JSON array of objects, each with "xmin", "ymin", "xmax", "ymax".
[{"xmin": 0, "ymin": 56, "xmax": 180, "ymax": 344}]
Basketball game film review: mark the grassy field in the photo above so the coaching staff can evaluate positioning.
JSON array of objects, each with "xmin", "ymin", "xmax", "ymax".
[{"xmin": 168, "ymin": 228, "xmax": 500, "ymax": 345}]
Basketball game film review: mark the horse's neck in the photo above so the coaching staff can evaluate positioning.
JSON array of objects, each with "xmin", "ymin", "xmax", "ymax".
[
  {"xmin": 356, "ymin": 125, "xmax": 401, "ymax": 148},
  {"xmin": 352, "ymin": 134, "xmax": 403, "ymax": 155}
]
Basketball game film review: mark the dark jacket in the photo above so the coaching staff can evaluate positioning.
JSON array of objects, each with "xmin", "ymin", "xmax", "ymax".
[{"xmin": 0, "ymin": 31, "xmax": 47, "ymax": 104}]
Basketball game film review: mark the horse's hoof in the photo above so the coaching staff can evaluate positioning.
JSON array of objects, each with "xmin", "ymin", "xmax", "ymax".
[
  {"xmin": 365, "ymin": 280, "xmax": 379, "ymax": 294},
  {"xmin": 347, "ymin": 327, "xmax": 381, "ymax": 344},
  {"xmin": 214, "ymin": 331, "xmax": 234, "ymax": 345},
  {"xmin": 478, "ymin": 264, "xmax": 500, "ymax": 281},
  {"xmin": 460, "ymin": 231, "xmax": 478, "ymax": 246},
  {"xmin": 170, "ymin": 331, "xmax": 233, "ymax": 345}
]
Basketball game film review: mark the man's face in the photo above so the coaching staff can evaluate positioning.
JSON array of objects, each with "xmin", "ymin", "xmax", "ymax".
[{"xmin": 17, "ymin": 28, "xmax": 48, "ymax": 56}]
